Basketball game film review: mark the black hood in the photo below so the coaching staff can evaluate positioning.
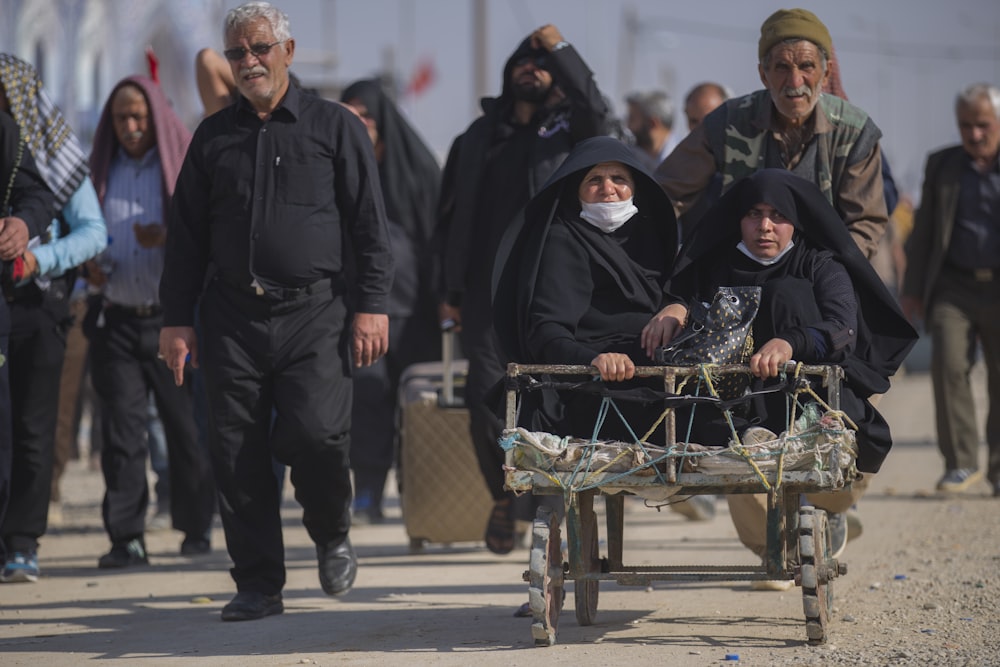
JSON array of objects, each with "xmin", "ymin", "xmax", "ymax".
[{"xmin": 500, "ymin": 36, "xmax": 550, "ymax": 102}]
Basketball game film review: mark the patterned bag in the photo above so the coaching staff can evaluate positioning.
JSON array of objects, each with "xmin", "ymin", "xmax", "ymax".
[{"xmin": 655, "ymin": 286, "xmax": 762, "ymax": 399}]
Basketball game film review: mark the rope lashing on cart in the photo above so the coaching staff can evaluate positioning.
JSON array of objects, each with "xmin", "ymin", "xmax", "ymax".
[
  {"xmin": 502, "ymin": 366, "xmax": 856, "ymax": 493},
  {"xmin": 789, "ymin": 362, "xmax": 859, "ymax": 431},
  {"xmin": 693, "ymin": 365, "xmax": 779, "ymax": 491},
  {"xmin": 504, "ymin": 368, "xmax": 797, "ymax": 490}
]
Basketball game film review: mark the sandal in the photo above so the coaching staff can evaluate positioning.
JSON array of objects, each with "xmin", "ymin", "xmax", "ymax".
[{"xmin": 484, "ymin": 496, "xmax": 516, "ymax": 555}]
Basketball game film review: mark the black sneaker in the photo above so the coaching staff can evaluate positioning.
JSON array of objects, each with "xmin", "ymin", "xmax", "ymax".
[
  {"xmin": 180, "ymin": 536, "xmax": 211, "ymax": 556},
  {"xmin": 98, "ymin": 538, "xmax": 149, "ymax": 569}
]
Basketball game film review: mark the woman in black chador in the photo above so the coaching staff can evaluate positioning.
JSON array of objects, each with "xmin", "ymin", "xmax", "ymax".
[
  {"xmin": 663, "ymin": 168, "xmax": 916, "ymax": 569},
  {"xmin": 493, "ymin": 135, "xmax": 679, "ymax": 444},
  {"xmin": 340, "ymin": 80, "xmax": 443, "ymax": 523}
]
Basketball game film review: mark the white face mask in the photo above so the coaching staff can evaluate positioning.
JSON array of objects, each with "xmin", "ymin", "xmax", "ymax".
[
  {"xmin": 579, "ymin": 197, "xmax": 639, "ymax": 233},
  {"xmin": 736, "ymin": 239, "xmax": 796, "ymax": 265}
]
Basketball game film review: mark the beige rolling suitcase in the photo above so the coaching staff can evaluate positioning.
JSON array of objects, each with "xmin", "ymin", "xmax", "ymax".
[{"xmin": 397, "ymin": 332, "xmax": 493, "ymax": 551}]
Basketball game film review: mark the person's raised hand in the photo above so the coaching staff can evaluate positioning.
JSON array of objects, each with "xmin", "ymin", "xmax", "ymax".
[{"xmin": 531, "ymin": 24, "xmax": 565, "ymax": 51}]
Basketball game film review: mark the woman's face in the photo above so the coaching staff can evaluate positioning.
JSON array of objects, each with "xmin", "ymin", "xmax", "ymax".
[
  {"xmin": 578, "ymin": 161, "xmax": 635, "ymax": 204},
  {"xmin": 343, "ymin": 98, "xmax": 379, "ymax": 147},
  {"xmin": 740, "ymin": 202, "xmax": 795, "ymax": 259}
]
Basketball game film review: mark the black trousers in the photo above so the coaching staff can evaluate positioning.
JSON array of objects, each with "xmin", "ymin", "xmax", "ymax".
[
  {"xmin": 2, "ymin": 288, "xmax": 71, "ymax": 553},
  {"xmin": 460, "ymin": 304, "xmax": 507, "ymax": 504},
  {"xmin": 199, "ymin": 279, "xmax": 353, "ymax": 596},
  {"xmin": 88, "ymin": 305, "xmax": 214, "ymax": 543}
]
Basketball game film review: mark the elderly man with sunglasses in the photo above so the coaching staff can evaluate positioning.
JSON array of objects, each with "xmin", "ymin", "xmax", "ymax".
[{"xmin": 159, "ymin": 1, "xmax": 393, "ymax": 622}]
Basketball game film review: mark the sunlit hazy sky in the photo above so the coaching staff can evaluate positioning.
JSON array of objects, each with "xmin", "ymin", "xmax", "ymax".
[{"xmin": 220, "ymin": 0, "xmax": 1000, "ymax": 197}]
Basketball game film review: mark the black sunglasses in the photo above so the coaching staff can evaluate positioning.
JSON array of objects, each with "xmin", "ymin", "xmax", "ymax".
[
  {"xmin": 223, "ymin": 40, "xmax": 285, "ymax": 62},
  {"xmin": 513, "ymin": 54, "xmax": 548, "ymax": 70}
]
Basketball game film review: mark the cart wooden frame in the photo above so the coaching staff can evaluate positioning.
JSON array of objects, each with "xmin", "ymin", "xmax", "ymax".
[{"xmin": 502, "ymin": 362, "xmax": 855, "ymax": 646}]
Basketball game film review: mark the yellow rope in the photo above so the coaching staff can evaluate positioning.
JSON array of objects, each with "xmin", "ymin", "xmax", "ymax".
[{"xmin": 640, "ymin": 406, "xmax": 671, "ymax": 443}]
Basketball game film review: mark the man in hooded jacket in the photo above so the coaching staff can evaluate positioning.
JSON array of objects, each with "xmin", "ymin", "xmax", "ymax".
[{"xmin": 437, "ymin": 24, "xmax": 611, "ymax": 554}]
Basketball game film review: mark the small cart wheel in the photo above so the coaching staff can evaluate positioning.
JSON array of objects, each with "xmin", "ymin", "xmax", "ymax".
[
  {"xmin": 529, "ymin": 505, "xmax": 564, "ymax": 646},
  {"xmin": 799, "ymin": 507, "xmax": 833, "ymax": 644},
  {"xmin": 575, "ymin": 508, "xmax": 599, "ymax": 626}
]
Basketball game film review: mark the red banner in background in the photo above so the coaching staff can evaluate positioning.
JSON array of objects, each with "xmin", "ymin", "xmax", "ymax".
[
  {"xmin": 404, "ymin": 58, "xmax": 435, "ymax": 98},
  {"xmin": 145, "ymin": 46, "xmax": 159, "ymax": 83}
]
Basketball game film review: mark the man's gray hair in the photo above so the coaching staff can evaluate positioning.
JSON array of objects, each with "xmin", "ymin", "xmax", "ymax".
[
  {"xmin": 224, "ymin": 2, "xmax": 292, "ymax": 42},
  {"xmin": 626, "ymin": 91, "xmax": 674, "ymax": 130},
  {"xmin": 760, "ymin": 38, "xmax": 828, "ymax": 72},
  {"xmin": 956, "ymin": 83, "xmax": 1000, "ymax": 120}
]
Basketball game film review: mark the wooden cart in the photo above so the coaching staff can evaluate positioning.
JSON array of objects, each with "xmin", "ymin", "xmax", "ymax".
[{"xmin": 501, "ymin": 362, "xmax": 857, "ymax": 647}]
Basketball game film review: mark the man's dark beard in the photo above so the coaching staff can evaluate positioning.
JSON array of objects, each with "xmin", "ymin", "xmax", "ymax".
[
  {"xmin": 512, "ymin": 80, "xmax": 550, "ymax": 103},
  {"xmin": 633, "ymin": 126, "xmax": 653, "ymax": 150}
]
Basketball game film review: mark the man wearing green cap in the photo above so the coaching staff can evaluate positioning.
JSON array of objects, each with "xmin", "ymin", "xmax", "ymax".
[
  {"xmin": 656, "ymin": 8, "xmax": 888, "ymax": 258},
  {"xmin": 654, "ymin": 8, "xmax": 889, "ymax": 583}
]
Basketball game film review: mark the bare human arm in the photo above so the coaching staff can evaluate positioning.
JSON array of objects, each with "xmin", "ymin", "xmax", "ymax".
[{"xmin": 195, "ymin": 48, "xmax": 236, "ymax": 117}]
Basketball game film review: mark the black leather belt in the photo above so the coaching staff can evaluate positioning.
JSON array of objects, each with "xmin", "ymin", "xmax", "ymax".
[
  {"xmin": 945, "ymin": 264, "xmax": 996, "ymax": 282},
  {"xmin": 215, "ymin": 271, "xmax": 334, "ymax": 301},
  {"xmin": 106, "ymin": 302, "xmax": 162, "ymax": 318}
]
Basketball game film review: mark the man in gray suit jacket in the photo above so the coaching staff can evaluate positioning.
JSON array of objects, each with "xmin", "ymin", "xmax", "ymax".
[{"xmin": 902, "ymin": 83, "xmax": 1000, "ymax": 497}]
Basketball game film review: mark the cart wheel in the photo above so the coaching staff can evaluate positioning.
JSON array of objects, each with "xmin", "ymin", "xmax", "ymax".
[
  {"xmin": 575, "ymin": 508, "xmax": 599, "ymax": 626},
  {"xmin": 408, "ymin": 537, "xmax": 426, "ymax": 554},
  {"xmin": 529, "ymin": 505, "xmax": 564, "ymax": 647},
  {"xmin": 798, "ymin": 507, "xmax": 833, "ymax": 644}
]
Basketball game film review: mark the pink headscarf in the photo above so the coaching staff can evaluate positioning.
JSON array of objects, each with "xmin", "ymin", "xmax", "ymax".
[
  {"xmin": 822, "ymin": 43, "xmax": 848, "ymax": 100},
  {"xmin": 89, "ymin": 75, "xmax": 191, "ymax": 222}
]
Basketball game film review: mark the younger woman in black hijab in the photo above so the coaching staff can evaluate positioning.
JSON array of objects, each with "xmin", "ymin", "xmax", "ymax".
[
  {"xmin": 493, "ymin": 135, "xmax": 679, "ymax": 442},
  {"xmin": 667, "ymin": 169, "xmax": 916, "ymax": 472},
  {"xmin": 664, "ymin": 169, "xmax": 916, "ymax": 567}
]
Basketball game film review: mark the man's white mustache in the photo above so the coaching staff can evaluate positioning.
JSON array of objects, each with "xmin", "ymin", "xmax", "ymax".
[
  {"xmin": 781, "ymin": 85, "xmax": 813, "ymax": 98},
  {"xmin": 240, "ymin": 66, "xmax": 267, "ymax": 77}
]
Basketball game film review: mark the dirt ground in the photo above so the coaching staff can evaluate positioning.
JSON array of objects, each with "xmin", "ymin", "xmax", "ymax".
[{"xmin": 1, "ymin": 366, "xmax": 998, "ymax": 666}]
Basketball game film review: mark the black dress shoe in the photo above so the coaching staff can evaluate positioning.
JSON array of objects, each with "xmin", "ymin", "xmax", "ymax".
[
  {"xmin": 98, "ymin": 538, "xmax": 149, "ymax": 569},
  {"xmin": 180, "ymin": 536, "xmax": 211, "ymax": 556},
  {"xmin": 220, "ymin": 591, "xmax": 284, "ymax": 622},
  {"xmin": 317, "ymin": 537, "xmax": 357, "ymax": 596}
]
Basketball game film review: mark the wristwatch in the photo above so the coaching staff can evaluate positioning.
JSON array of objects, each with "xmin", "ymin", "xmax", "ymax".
[{"xmin": 551, "ymin": 40, "xmax": 569, "ymax": 51}]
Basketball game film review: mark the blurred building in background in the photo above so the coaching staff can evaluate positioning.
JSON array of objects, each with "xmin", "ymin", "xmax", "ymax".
[{"xmin": 0, "ymin": 0, "xmax": 341, "ymax": 145}]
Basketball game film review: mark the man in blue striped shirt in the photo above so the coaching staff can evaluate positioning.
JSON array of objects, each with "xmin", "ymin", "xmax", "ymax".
[{"xmin": 85, "ymin": 76, "xmax": 215, "ymax": 569}]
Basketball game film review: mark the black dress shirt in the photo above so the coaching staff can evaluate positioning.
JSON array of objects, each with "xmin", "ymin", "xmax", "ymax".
[
  {"xmin": 947, "ymin": 156, "xmax": 1000, "ymax": 269},
  {"xmin": 161, "ymin": 84, "xmax": 393, "ymax": 326}
]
